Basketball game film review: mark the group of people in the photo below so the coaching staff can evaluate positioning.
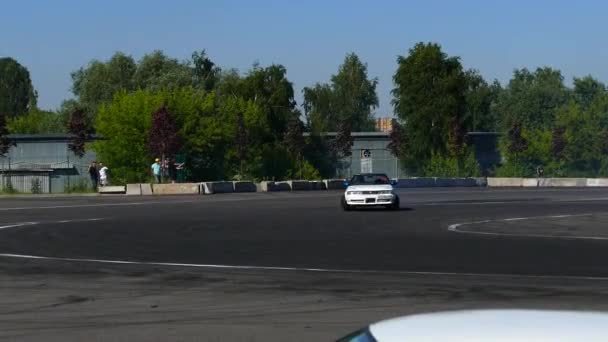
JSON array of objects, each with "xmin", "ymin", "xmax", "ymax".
[
  {"xmin": 88, "ymin": 161, "xmax": 109, "ymax": 190},
  {"xmin": 87, "ymin": 158, "xmax": 168, "ymax": 190}
]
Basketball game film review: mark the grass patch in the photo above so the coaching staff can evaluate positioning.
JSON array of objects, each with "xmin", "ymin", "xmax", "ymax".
[{"xmin": 64, "ymin": 179, "xmax": 96, "ymax": 194}]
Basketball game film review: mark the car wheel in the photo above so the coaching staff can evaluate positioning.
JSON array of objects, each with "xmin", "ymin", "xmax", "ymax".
[
  {"xmin": 341, "ymin": 196, "xmax": 352, "ymax": 211},
  {"xmin": 390, "ymin": 196, "xmax": 400, "ymax": 210}
]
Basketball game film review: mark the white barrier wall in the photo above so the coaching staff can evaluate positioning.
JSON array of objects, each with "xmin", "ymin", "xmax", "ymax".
[
  {"xmin": 153, "ymin": 183, "xmax": 200, "ymax": 195},
  {"xmin": 126, "ymin": 184, "xmax": 142, "ymax": 195},
  {"xmin": 487, "ymin": 178, "xmax": 524, "ymax": 187},
  {"xmin": 587, "ymin": 179, "xmax": 608, "ymax": 187},
  {"xmin": 394, "ymin": 178, "xmax": 484, "ymax": 188}
]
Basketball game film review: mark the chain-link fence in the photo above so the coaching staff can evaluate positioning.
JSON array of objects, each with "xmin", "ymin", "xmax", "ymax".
[{"xmin": 336, "ymin": 148, "xmax": 405, "ymax": 179}]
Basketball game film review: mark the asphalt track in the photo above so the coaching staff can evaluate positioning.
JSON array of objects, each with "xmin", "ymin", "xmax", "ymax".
[{"xmin": 2, "ymin": 188, "xmax": 608, "ymax": 341}]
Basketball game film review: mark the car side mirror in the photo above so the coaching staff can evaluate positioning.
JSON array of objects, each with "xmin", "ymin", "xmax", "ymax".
[
  {"xmin": 390, "ymin": 179, "xmax": 398, "ymax": 186},
  {"xmin": 343, "ymin": 181, "xmax": 350, "ymax": 188}
]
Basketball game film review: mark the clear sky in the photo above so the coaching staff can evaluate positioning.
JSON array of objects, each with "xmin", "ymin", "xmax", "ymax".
[{"xmin": 2, "ymin": 0, "xmax": 607, "ymax": 115}]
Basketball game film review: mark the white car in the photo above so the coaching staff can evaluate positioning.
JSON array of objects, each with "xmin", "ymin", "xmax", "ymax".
[
  {"xmin": 337, "ymin": 309, "xmax": 608, "ymax": 341},
  {"xmin": 341, "ymin": 173, "xmax": 399, "ymax": 211}
]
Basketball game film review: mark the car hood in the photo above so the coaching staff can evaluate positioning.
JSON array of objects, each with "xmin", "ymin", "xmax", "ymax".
[
  {"xmin": 347, "ymin": 184, "xmax": 393, "ymax": 192},
  {"xmin": 369, "ymin": 309, "xmax": 608, "ymax": 341}
]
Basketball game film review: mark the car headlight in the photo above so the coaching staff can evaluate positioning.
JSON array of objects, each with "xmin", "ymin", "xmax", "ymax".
[
  {"xmin": 378, "ymin": 190, "xmax": 392, "ymax": 194},
  {"xmin": 347, "ymin": 191, "xmax": 363, "ymax": 195}
]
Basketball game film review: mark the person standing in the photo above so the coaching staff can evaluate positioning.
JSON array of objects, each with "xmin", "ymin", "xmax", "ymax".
[
  {"xmin": 88, "ymin": 161, "xmax": 98, "ymax": 190},
  {"xmin": 151, "ymin": 158, "xmax": 161, "ymax": 183},
  {"xmin": 99, "ymin": 163, "xmax": 109, "ymax": 186}
]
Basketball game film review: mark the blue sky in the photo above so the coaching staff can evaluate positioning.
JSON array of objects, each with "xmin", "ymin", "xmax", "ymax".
[{"xmin": 2, "ymin": 0, "xmax": 607, "ymax": 115}]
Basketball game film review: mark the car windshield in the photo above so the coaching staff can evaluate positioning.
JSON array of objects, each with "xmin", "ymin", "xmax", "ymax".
[
  {"xmin": 336, "ymin": 328, "xmax": 377, "ymax": 342},
  {"xmin": 350, "ymin": 174, "xmax": 391, "ymax": 185}
]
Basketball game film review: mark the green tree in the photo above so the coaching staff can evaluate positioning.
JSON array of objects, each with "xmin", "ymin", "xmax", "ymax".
[
  {"xmin": 7, "ymin": 109, "xmax": 65, "ymax": 134},
  {"xmin": 94, "ymin": 90, "xmax": 165, "ymax": 183},
  {"xmin": 133, "ymin": 50, "xmax": 191, "ymax": 91},
  {"xmin": 214, "ymin": 68, "xmax": 243, "ymax": 97},
  {"xmin": 70, "ymin": 50, "xmax": 219, "ymax": 119},
  {"xmin": 235, "ymin": 112, "xmax": 248, "ymax": 176},
  {"xmin": 71, "ymin": 52, "xmax": 137, "ymax": 115},
  {"xmin": 303, "ymin": 53, "xmax": 378, "ymax": 132},
  {"xmin": 191, "ymin": 50, "xmax": 220, "ymax": 92},
  {"xmin": 334, "ymin": 118, "xmax": 353, "ymax": 158},
  {"xmin": 495, "ymin": 67, "xmax": 570, "ymax": 131},
  {"xmin": 0, "ymin": 57, "xmax": 37, "ymax": 117},
  {"xmin": 330, "ymin": 53, "xmax": 378, "ymax": 131},
  {"xmin": 283, "ymin": 113, "xmax": 306, "ymax": 178},
  {"xmin": 303, "ymin": 133, "xmax": 337, "ymax": 179},
  {"xmin": 0, "ymin": 112, "xmax": 14, "ymax": 156},
  {"xmin": 555, "ymin": 102, "xmax": 604, "ymax": 175},
  {"xmin": 392, "ymin": 42, "xmax": 467, "ymax": 171},
  {"xmin": 573, "ymin": 76, "xmax": 606, "ymax": 110},
  {"xmin": 302, "ymin": 83, "xmax": 334, "ymax": 132},
  {"xmin": 463, "ymin": 70, "xmax": 501, "ymax": 132},
  {"xmin": 240, "ymin": 64, "xmax": 296, "ymax": 141}
]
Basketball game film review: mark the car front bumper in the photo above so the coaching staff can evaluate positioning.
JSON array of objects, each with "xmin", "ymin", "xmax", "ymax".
[{"xmin": 345, "ymin": 194, "xmax": 396, "ymax": 206}]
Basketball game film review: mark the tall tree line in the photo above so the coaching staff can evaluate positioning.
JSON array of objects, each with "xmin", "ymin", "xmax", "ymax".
[{"xmin": 3, "ymin": 44, "xmax": 608, "ymax": 179}]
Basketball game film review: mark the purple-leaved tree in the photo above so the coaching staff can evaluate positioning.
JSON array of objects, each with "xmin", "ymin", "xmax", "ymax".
[
  {"xmin": 148, "ymin": 105, "xmax": 181, "ymax": 182},
  {"xmin": 67, "ymin": 109, "xmax": 90, "ymax": 158},
  {"xmin": 387, "ymin": 119, "xmax": 405, "ymax": 158}
]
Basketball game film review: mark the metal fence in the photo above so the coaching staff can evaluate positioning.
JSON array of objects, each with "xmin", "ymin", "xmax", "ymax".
[
  {"xmin": 336, "ymin": 150, "xmax": 405, "ymax": 179},
  {"xmin": 0, "ymin": 173, "xmax": 51, "ymax": 193},
  {"xmin": 0, "ymin": 157, "xmax": 93, "ymax": 193}
]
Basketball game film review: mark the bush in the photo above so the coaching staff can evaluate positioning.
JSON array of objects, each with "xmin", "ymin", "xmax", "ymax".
[
  {"xmin": 287, "ymin": 160, "xmax": 321, "ymax": 180},
  {"xmin": 422, "ymin": 150, "xmax": 480, "ymax": 177},
  {"xmin": 0, "ymin": 179, "xmax": 17, "ymax": 194},
  {"xmin": 64, "ymin": 179, "xmax": 95, "ymax": 193},
  {"xmin": 31, "ymin": 178, "xmax": 42, "ymax": 194}
]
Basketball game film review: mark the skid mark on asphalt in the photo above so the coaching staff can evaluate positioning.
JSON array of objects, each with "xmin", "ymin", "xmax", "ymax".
[
  {"xmin": 3, "ymin": 251, "xmax": 608, "ymax": 281},
  {"xmin": 0, "ymin": 218, "xmax": 105, "ymax": 230},
  {"xmin": 447, "ymin": 213, "xmax": 608, "ymax": 240},
  {"xmin": 2, "ymin": 215, "xmax": 608, "ymax": 281}
]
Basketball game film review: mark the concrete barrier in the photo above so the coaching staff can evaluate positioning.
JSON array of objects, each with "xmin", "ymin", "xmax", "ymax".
[
  {"xmin": 287, "ymin": 180, "xmax": 312, "ymax": 191},
  {"xmin": 587, "ymin": 178, "xmax": 608, "ymax": 187},
  {"xmin": 394, "ymin": 178, "xmax": 436, "ymax": 188},
  {"xmin": 324, "ymin": 179, "xmax": 347, "ymax": 190},
  {"xmin": 98, "ymin": 186, "xmax": 126, "ymax": 194},
  {"xmin": 522, "ymin": 178, "xmax": 539, "ymax": 187},
  {"xmin": 310, "ymin": 181, "xmax": 327, "ymax": 190},
  {"xmin": 273, "ymin": 181, "xmax": 293, "ymax": 191},
  {"xmin": 434, "ymin": 178, "xmax": 480, "ymax": 187},
  {"xmin": 394, "ymin": 177, "xmax": 483, "ymax": 188},
  {"xmin": 487, "ymin": 178, "xmax": 524, "ymax": 187},
  {"xmin": 141, "ymin": 183, "xmax": 153, "ymax": 195},
  {"xmin": 543, "ymin": 178, "xmax": 587, "ymax": 187},
  {"xmin": 257, "ymin": 181, "xmax": 274, "ymax": 192},
  {"xmin": 233, "ymin": 181, "xmax": 257, "ymax": 193},
  {"xmin": 202, "ymin": 182, "xmax": 234, "ymax": 194},
  {"xmin": 126, "ymin": 183, "xmax": 142, "ymax": 195},
  {"xmin": 257, "ymin": 181, "xmax": 291, "ymax": 192},
  {"xmin": 474, "ymin": 177, "xmax": 488, "ymax": 187},
  {"xmin": 153, "ymin": 183, "xmax": 200, "ymax": 195}
]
